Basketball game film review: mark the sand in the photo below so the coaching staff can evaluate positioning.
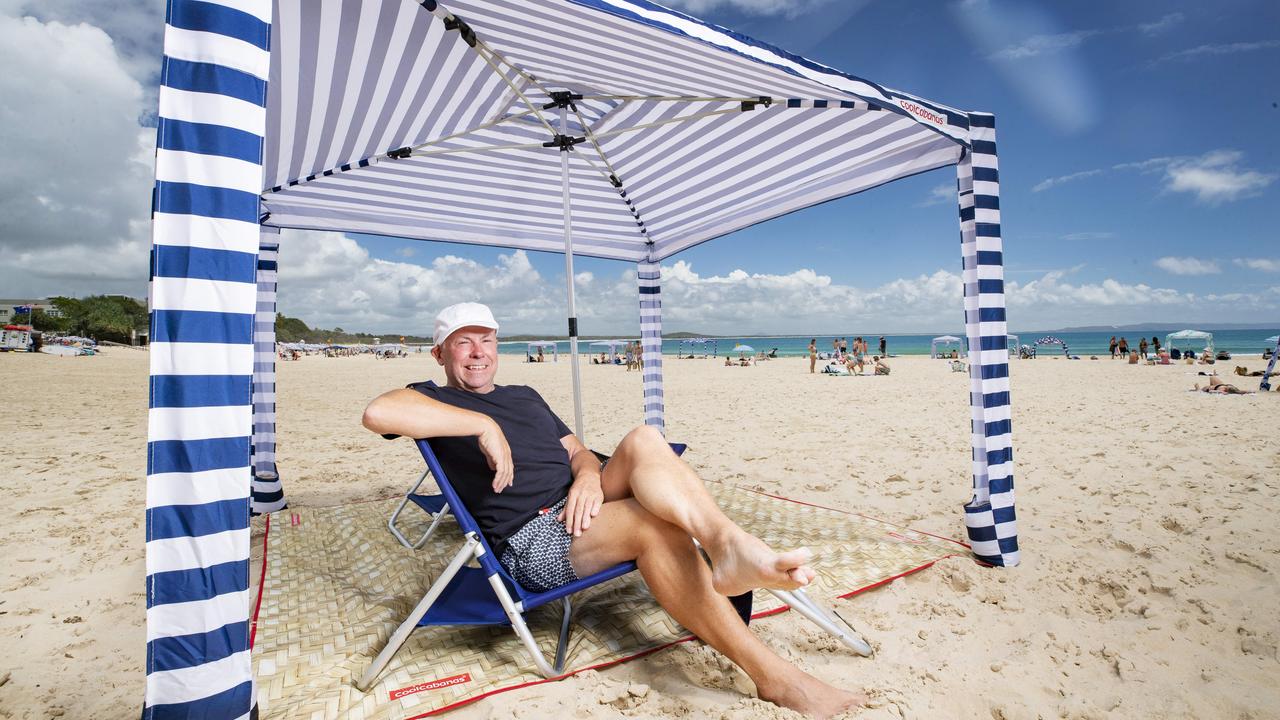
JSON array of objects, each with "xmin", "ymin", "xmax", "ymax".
[{"xmin": 1, "ymin": 348, "xmax": 1277, "ymax": 719}]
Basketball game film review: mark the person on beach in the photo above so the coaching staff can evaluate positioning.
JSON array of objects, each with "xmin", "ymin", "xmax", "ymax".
[
  {"xmin": 1195, "ymin": 376, "xmax": 1248, "ymax": 394},
  {"xmin": 879, "ymin": 336, "xmax": 886, "ymax": 357},
  {"xmin": 873, "ymin": 356, "xmax": 890, "ymax": 375},
  {"xmin": 1118, "ymin": 337, "xmax": 1129, "ymax": 357},
  {"xmin": 1152, "ymin": 336, "xmax": 1161, "ymax": 355},
  {"xmin": 831, "ymin": 338, "xmax": 840, "ymax": 360},
  {"xmin": 1109, "ymin": 336, "xmax": 1118, "ymax": 358},
  {"xmin": 808, "ymin": 338, "xmax": 817, "ymax": 374},
  {"xmin": 1139, "ymin": 337, "xmax": 1148, "ymax": 359},
  {"xmin": 362, "ymin": 303, "xmax": 863, "ymax": 719}
]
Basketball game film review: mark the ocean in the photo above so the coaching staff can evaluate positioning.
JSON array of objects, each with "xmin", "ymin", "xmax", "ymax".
[{"xmin": 500, "ymin": 329, "xmax": 1280, "ymax": 358}]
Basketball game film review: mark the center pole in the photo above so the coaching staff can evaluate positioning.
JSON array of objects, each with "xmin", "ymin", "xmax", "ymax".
[{"xmin": 559, "ymin": 105, "xmax": 586, "ymax": 440}]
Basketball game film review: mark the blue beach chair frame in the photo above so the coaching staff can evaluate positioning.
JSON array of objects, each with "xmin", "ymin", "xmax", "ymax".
[
  {"xmin": 359, "ymin": 438, "xmax": 668, "ymax": 690},
  {"xmin": 361, "ymin": 438, "xmax": 871, "ymax": 692}
]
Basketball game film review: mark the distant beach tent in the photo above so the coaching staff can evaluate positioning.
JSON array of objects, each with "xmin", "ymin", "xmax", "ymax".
[
  {"xmin": 527, "ymin": 341, "xmax": 559, "ymax": 362},
  {"xmin": 731, "ymin": 343, "xmax": 755, "ymax": 356},
  {"xmin": 930, "ymin": 335, "xmax": 963, "ymax": 358},
  {"xmin": 1265, "ymin": 335, "xmax": 1279, "ymax": 344},
  {"xmin": 678, "ymin": 337, "xmax": 717, "ymax": 358},
  {"xmin": 144, "ymin": 0, "xmax": 1021, "ymax": 713},
  {"xmin": 1165, "ymin": 329, "xmax": 1213, "ymax": 353},
  {"xmin": 589, "ymin": 339, "xmax": 630, "ymax": 360},
  {"xmin": 1034, "ymin": 336, "xmax": 1069, "ymax": 356}
]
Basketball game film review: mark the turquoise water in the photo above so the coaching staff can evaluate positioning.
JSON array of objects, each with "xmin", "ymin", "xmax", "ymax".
[{"xmin": 501, "ymin": 329, "xmax": 1280, "ymax": 358}]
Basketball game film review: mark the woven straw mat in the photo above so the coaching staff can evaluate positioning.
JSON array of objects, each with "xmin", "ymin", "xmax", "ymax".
[{"xmin": 251, "ymin": 483, "xmax": 961, "ymax": 719}]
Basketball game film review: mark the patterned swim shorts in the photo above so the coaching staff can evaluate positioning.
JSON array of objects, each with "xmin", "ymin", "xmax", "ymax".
[{"xmin": 499, "ymin": 497, "xmax": 579, "ymax": 593}]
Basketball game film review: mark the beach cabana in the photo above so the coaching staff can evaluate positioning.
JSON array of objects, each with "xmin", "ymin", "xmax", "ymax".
[
  {"xmin": 144, "ymin": 1, "xmax": 1020, "ymax": 713},
  {"xmin": 678, "ymin": 337, "xmax": 716, "ymax": 358},
  {"xmin": 1034, "ymin": 336, "xmax": 1068, "ymax": 357},
  {"xmin": 527, "ymin": 340, "xmax": 560, "ymax": 362},
  {"xmin": 930, "ymin": 335, "xmax": 963, "ymax": 358},
  {"xmin": 589, "ymin": 338, "xmax": 630, "ymax": 361},
  {"xmin": 1166, "ymin": 329, "xmax": 1213, "ymax": 353}
]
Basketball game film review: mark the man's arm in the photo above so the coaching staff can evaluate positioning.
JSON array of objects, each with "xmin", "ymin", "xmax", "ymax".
[
  {"xmin": 362, "ymin": 388, "xmax": 514, "ymax": 493},
  {"xmin": 557, "ymin": 432, "xmax": 603, "ymax": 536}
]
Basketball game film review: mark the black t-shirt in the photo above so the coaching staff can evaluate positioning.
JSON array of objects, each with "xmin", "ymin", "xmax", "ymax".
[{"xmin": 405, "ymin": 381, "xmax": 574, "ymax": 555}]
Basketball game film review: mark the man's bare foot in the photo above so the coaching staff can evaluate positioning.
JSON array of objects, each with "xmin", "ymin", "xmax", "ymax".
[
  {"xmin": 707, "ymin": 529, "xmax": 816, "ymax": 596},
  {"xmin": 758, "ymin": 671, "xmax": 866, "ymax": 719}
]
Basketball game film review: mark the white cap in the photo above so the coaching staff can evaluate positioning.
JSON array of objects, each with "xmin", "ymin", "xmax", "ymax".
[{"xmin": 433, "ymin": 302, "xmax": 499, "ymax": 346}]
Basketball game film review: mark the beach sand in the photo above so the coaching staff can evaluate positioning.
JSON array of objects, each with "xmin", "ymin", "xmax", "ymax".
[{"xmin": 2, "ymin": 349, "xmax": 1277, "ymax": 719}]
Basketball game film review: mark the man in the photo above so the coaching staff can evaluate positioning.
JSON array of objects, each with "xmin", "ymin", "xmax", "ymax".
[
  {"xmin": 878, "ymin": 336, "xmax": 886, "ymax": 358},
  {"xmin": 363, "ymin": 303, "xmax": 862, "ymax": 718}
]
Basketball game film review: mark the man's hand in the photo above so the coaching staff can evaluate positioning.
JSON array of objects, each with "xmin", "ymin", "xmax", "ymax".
[
  {"xmin": 558, "ymin": 473, "xmax": 603, "ymax": 537},
  {"xmin": 477, "ymin": 421, "xmax": 514, "ymax": 493}
]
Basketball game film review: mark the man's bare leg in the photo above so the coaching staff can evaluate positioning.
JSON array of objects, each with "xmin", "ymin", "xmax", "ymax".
[
  {"xmin": 597, "ymin": 425, "xmax": 815, "ymax": 597},
  {"xmin": 570, "ymin": 499, "xmax": 864, "ymax": 719}
]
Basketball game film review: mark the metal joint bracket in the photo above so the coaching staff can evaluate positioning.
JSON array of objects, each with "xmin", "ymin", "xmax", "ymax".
[
  {"xmin": 386, "ymin": 146, "xmax": 412, "ymax": 159},
  {"xmin": 740, "ymin": 96, "xmax": 773, "ymax": 111},
  {"xmin": 608, "ymin": 174, "xmax": 622, "ymax": 188},
  {"xmin": 543, "ymin": 134, "xmax": 584, "ymax": 151},
  {"xmin": 543, "ymin": 90, "xmax": 583, "ymax": 110},
  {"xmin": 443, "ymin": 15, "xmax": 477, "ymax": 47}
]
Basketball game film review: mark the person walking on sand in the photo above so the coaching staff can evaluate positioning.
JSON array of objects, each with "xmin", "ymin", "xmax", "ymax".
[
  {"xmin": 808, "ymin": 338, "xmax": 817, "ymax": 374},
  {"xmin": 1118, "ymin": 337, "xmax": 1129, "ymax": 357},
  {"xmin": 1139, "ymin": 337, "xmax": 1148, "ymax": 359},
  {"xmin": 1109, "ymin": 336, "xmax": 1118, "ymax": 358},
  {"xmin": 878, "ymin": 336, "xmax": 886, "ymax": 357},
  {"xmin": 1152, "ymin": 336, "xmax": 1161, "ymax": 355},
  {"xmin": 363, "ymin": 303, "xmax": 865, "ymax": 718}
]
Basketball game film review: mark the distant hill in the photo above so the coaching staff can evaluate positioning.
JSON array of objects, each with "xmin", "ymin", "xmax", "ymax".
[{"xmin": 1048, "ymin": 322, "xmax": 1277, "ymax": 333}]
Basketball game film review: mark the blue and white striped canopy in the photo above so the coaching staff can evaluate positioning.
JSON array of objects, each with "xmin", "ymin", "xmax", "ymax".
[
  {"xmin": 259, "ymin": 0, "xmax": 970, "ymax": 262},
  {"xmin": 146, "ymin": 1, "xmax": 1020, "ymax": 716}
]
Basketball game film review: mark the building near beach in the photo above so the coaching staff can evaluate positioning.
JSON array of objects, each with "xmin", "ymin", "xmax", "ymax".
[{"xmin": 0, "ymin": 299, "xmax": 61, "ymax": 324}]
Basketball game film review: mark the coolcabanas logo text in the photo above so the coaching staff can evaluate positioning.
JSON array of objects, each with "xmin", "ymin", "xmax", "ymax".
[
  {"xmin": 896, "ymin": 99, "xmax": 947, "ymax": 126},
  {"xmin": 389, "ymin": 672, "xmax": 472, "ymax": 700}
]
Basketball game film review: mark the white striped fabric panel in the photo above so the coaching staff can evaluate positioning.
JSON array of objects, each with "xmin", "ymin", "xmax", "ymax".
[
  {"xmin": 251, "ymin": 228, "xmax": 286, "ymax": 514},
  {"xmin": 957, "ymin": 113, "xmax": 1019, "ymax": 567},
  {"xmin": 145, "ymin": 0, "xmax": 270, "ymax": 716},
  {"xmin": 637, "ymin": 261, "xmax": 665, "ymax": 434}
]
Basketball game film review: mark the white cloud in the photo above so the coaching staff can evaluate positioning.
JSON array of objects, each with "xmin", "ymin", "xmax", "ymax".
[
  {"xmin": 917, "ymin": 183, "xmax": 954, "ymax": 207},
  {"xmin": 1235, "ymin": 258, "xmax": 1280, "ymax": 272},
  {"xmin": 1138, "ymin": 12, "xmax": 1184, "ymax": 36},
  {"xmin": 1113, "ymin": 150, "xmax": 1275, "ymax": 204},
  {"xmin": 1031, "ymin": 168, "xmax": 1103, "ymax": 192},
  {"xmin": 1161, "ymin": 150, "xmax": 1276, "ymax": 204},
  {"xmin": 1155, "ymin": 40, "xmax": 1280, "ymax": 65},
  {"xmin": 395, "ymin": 247, "xmax": 416, "ymax": 258},
  {"xmin": 989, "ymin": 29, "xmax": 1103, "ymax": 60},
  {"xmin": 1059, "ymin": 232, "xmax": 1114, "ymax": 241},
  {"xmin": 0, "ymin": 12, "xmax": 154, "ymax": 297},
  {"xmin": 1009, "ymin": 270, "xmax": 1183, "ymax": 308},
  {"xmin": 661, "ymin": 0, "xmax": 836, "ymax": 19},
  {"xmin": 1155, "ymin": 256, "xmax": 1221, "ymax": 276}
]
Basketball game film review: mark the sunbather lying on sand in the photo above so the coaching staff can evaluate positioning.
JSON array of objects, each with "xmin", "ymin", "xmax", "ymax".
[{"xmin": 1194, "ymin": 376, "xmax": 1250, "ymax": 394}]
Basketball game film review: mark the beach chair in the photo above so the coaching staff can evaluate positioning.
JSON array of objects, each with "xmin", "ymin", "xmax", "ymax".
[{"xmin": 360, "ymin": 439, "xmax": 872, "ymax": 691}]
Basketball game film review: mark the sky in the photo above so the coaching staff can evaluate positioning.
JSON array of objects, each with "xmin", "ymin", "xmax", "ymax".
[{"xmin": 0, "ymin": 0, "xmax": 1277, "ymax": 335}]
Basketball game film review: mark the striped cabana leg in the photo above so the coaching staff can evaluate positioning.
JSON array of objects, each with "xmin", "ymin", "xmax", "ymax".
[
  {"xmin": 145, "ymin": 0, "xmax": 271, "ymax": 716},
  {"xmin": 956, "ymin": 112, "xmax": 1019, "ymax": 567},
  {"xmin": 1261, "ymin": 337, "xmax": 1280, "ymax": 392},
  {"xmin": 251, "ymin": 228, "xmax": 286, "ymax": 514},
  {"xmin": 637, "ymin": 261, "xmax": 665, "ymax": 434}
]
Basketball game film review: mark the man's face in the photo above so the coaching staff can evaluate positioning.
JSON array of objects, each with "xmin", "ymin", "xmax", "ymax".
[{"xmin": 433, "ymin": 326, "xmax": 499, "ymax": 393}]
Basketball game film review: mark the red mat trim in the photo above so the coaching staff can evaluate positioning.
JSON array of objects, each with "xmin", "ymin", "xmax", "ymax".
[{"xmin": 250, "ymin": 513, "xmax": 271, "ymax": 649}]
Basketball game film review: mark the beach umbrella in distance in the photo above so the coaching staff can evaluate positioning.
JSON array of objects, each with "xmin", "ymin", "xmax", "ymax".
[
  {"xmin": 732, "ymin": 343, "xmax": 755, "ymax": 357},
  {"xmin": 1264, "ymin": 335, "xmax": 1278, "ymax": 344}
]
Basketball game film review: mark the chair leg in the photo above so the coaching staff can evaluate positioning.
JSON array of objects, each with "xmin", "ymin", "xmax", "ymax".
[
  {"xmin": 355, "ymin": 535, "xmax": 481, "ymax": 692},
  {"xmin": 486, "ymin": 575, "xmax": 559, "ymax": 678},
  {"xmin": 769, "ymin": 588, "xmax": 873, "ymax": 657},
  {"xmin": 388, "ymin": 470, "xmax": 452, "ymax": 550},
  {"xmin": 553, "ymin": 597, "xmax": 573, "ymax": 674}
]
